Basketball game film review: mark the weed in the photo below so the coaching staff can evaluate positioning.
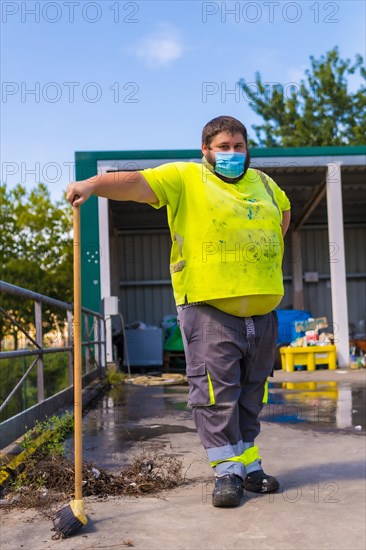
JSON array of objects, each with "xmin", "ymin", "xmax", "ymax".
[
  {"xmin": 21, "ymin": 412, "xmax": 74, "ymax": 459},
  {"xmin": 106, "ymin": 364, "xmax": 126, "ymax": 386},
  {"xmin": 6, "ymin": 412, "xmax": 75, "ymax": 492}
]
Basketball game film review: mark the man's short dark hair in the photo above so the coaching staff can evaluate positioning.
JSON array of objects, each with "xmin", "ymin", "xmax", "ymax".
[{"xmin": 202, "ymin": 116, "xmax": 248, "ymax": 147}]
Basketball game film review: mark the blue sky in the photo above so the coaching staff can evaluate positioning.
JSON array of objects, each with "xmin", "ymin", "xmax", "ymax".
[{"xmin": 1, "ymin": 0, "xmax": 365, "ymax": 201}]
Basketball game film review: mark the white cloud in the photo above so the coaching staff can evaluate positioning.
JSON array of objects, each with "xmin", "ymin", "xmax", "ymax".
[{"xmin": 131, "ymin": 24, "xmax": 184, "ymax": 69}]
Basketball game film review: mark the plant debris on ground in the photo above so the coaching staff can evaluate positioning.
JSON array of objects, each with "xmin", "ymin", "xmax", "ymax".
[
  {"xmin": 0, "ymin": 449, "xmax": 183, "ymax": 513},
  {"xmin": 0, "ymin": 414, "xmax": 183, "ymax": 514}
]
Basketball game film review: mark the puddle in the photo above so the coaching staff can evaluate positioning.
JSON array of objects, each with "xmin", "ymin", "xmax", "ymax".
[
  {"xmin": 166, "ymin": 381, "xmax": 366, "ymax": 434},
  {"xmin": 72, "ymin": 379, "xmax": 365, "ymax": 468},
  {"xmin": 261, "ymin": 381, "xmax": 366, "ymax": 433}
]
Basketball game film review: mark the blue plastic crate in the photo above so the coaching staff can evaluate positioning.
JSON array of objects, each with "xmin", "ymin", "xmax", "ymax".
[{"xmin": 275, "ymin": 309, "xmax": 312, "ymax": 344}]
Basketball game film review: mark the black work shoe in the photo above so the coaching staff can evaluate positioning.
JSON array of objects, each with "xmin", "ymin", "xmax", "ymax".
[
  {"xmin": 243, "ymin": 469, "xmax": 280, "ymax": 493},
  {"xmin": 212, "ymin": 474, "xmax": 243, "ymax": 507}
]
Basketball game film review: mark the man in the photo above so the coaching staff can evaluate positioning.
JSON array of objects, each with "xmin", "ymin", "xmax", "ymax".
[{"xmin": 67, "ymin": 115, "xmax": 291, "ymax": 508}]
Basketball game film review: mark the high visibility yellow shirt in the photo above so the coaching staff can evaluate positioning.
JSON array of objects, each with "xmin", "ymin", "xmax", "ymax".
[{"xmin": 141, "ymin": 162, "xmax": 290, "ymax": 316}]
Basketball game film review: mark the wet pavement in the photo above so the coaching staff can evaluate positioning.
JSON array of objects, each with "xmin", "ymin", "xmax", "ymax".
[
  {"xmin": 76, "ymin": 371, "xmax": 365, "ymax": 471},
  {"xmin": 1, "ymin": 368, "xmax": 365, "ymax": 549}
]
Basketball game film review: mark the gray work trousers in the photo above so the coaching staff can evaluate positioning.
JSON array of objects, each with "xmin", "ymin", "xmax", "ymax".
[{"xmin": 177, "ymin": 304, "xmax": 278, "ymax": 479}]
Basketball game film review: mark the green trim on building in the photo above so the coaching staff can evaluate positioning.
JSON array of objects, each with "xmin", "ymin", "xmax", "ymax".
[
  {"xmin": 75, "ymin": 145, "xmax": 366, "ymax": 164},
  {"xmin": 75, "ymin": 158, "xmax": 101, "ymax": 312}
]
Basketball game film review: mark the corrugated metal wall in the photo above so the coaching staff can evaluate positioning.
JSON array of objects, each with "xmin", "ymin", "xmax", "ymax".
[
  {"xmin": 280, "ymin": 227, "xmax": 366, "ymax": 329},
  {"xmin": 112, "ymin": 226, "xmax": 366, "ymax": 331},
  {"xmin": 299, "ymin": 227, "xmax": 365, "ymax": 328},
  {"xmin": 344, "ymin": 227, "xmax": 366, "ymax": 333},
  {"xmin": 111, "ymin": 231, "xmax": 176, "ymax": 326}
]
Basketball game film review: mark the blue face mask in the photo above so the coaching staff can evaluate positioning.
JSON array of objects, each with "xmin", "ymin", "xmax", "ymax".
[{"xmin": 214, "ymin": 152, "xmax": 246, "ymax": 179}]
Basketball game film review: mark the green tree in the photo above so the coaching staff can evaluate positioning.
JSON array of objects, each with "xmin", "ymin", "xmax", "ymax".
[
  {"xmin": 239, "ymin": 47, "xmax": 366, "ymax": 147},
  {"xmin": 0, "ymin": 183, "xmax": 73, "ymax": 348}
]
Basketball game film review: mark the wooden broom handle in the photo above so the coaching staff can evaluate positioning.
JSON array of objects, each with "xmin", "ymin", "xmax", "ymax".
[{"xmin": 73, "ymin": 199, "xmax": 83, "ymax": 501}]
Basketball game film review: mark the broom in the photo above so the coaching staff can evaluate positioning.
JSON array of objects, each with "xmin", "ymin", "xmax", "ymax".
[{"xmin": 52, "ymin": 197, "xmax": 87, "ymax": 537}]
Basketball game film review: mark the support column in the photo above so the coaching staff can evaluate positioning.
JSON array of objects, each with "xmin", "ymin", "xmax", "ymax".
[
  {"xmin": 326, "ymin": 163, "xmax": 349, "ymax": 368},
  {"xmin": 291, "ymin": 230, "xmax": 304, "ymax": 310},
  {"xmin": 98, "ymin": 196, "xmax": 113, "ymax": 362}
]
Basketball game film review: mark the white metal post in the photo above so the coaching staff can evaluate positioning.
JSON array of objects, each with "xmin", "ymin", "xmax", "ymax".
[
  {"xmin": 326, "ymin": 163, "xmax": 349, "ymax": 368},
  {"xmin": 100, "ymin": 319, "xmax": 107, "ymax": 369},
  {"xmin": 94, "ymin": 315, "xmax": 99, "ymax": 369},
  {"xmin": 98, "ymin": 196, "xmax": 114, "ymax": 362}
]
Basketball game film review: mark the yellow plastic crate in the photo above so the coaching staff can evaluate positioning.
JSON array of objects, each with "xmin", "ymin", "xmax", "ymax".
[{"xmin": 280, "ymin": 345, "xmax": 337, "ymax": 372}]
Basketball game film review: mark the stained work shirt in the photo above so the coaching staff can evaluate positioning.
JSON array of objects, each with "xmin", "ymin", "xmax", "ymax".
[{"xmin": 141, "ymin": 162, "xmax": 291, "ymax": 315}]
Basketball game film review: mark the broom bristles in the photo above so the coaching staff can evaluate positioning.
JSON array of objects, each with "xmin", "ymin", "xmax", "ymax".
[{"xmin": 52, "ymin": 499, "xmax": 87, "ymax": 538}]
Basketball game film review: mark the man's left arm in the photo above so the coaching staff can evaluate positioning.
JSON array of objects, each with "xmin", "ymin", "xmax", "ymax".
[
  {"xmin": 282, "ymin": 209, "xmax": 291, "ymax": 237},
  {"xmin": 266, "ymin": 175, "xmax": 291, "ymax": 237}
]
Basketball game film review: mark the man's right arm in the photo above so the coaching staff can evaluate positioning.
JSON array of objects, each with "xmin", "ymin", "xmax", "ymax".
[{"xmin": 66, "ymin": 171, "xmax": 158, "ymax": 206}]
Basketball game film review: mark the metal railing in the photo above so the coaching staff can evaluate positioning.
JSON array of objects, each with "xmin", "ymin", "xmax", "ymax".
[{"xmin": 0, "ymin": 280, "xmax": 106, "ymax": 418}]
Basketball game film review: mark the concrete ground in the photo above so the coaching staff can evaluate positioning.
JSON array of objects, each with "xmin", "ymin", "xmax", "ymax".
[{"xmin": 1, "ymin": 369, "xmax": 365, "ymax": 550}]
